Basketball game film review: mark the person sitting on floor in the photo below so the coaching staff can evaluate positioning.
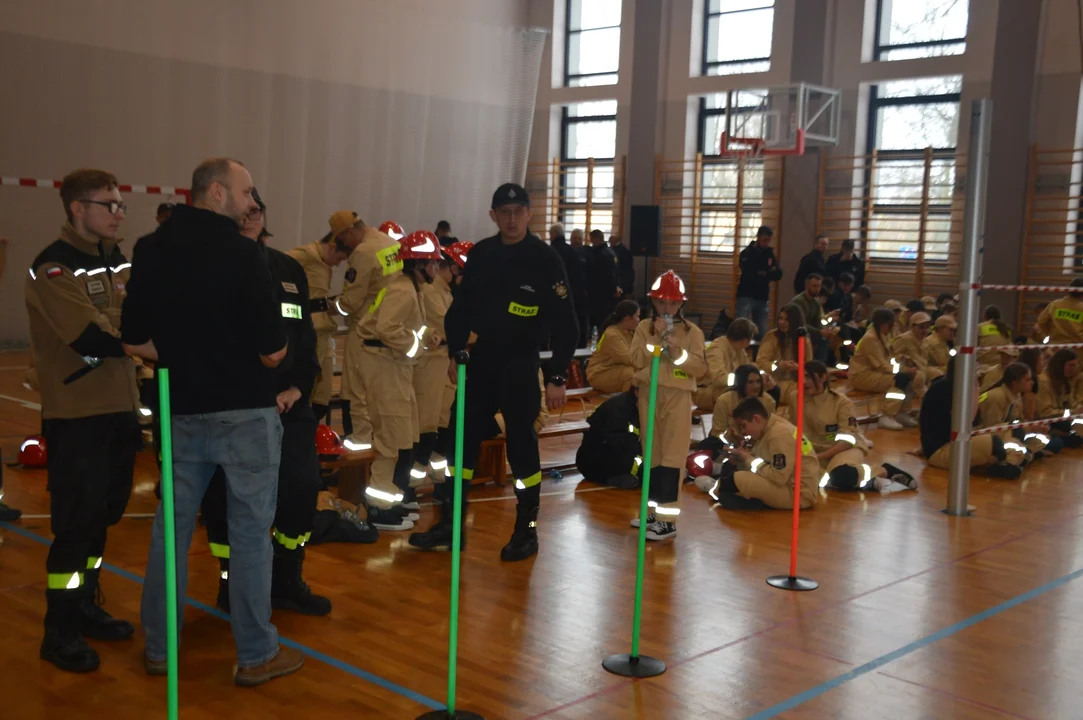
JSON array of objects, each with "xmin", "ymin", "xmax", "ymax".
[
  {"xmin": 923, "ymin": 314, "xmax": 956, "ymax": 379},
  {"xmin": 586, "ymin": 299, "xmax": 640, "ymax": 394},
  {"xmin": 1037, "ymin": 348, "xmax": 1083, "ymax": 448},
  {"xmin": 979, "ymin": 346, "xmax": 1020, "ymax": 391},
  {"xmin": 978, "ymin": 362, "xmax": 1040, "ymax": 470},
  {"xmin": 693, "ymin": 318, "xmax": 757, "ymax": 411},
  {"xmin": 708, "ymin": 397, "xmax": 820, "ymax": 510},
  {"xmin": 756, "ymin": 304, "xmax": 813, "ymax": 417},
  {"xmin": 977, "ymin": 305, "xmax": 1013, "ymax": 368},
  {"xmin": 891, "ymin": 311, "xmax": 933, "ymax": 399},
  {"xmin": 850, "ymin": 308, "xmax": 923, "ymax": 430},
  {"xmin": 575, "ymin": 389, "xmax": 642, "ymax": 490},
  {"xmin": 787, "ymin": 361, "xmax": 916, "ymax": 494}
]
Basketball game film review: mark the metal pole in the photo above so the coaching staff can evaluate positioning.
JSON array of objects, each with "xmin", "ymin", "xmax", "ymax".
[{"xmin": 946, "ymin": 99, "xmax": 993, "ymax": 516}]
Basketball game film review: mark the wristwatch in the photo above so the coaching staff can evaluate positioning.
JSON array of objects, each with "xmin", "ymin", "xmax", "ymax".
[{"xmin": 548, "ymin": 375, "xmax": 567, "ymax": 387}]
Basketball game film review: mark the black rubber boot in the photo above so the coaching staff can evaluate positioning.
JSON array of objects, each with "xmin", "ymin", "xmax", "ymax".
[
  {"xmin": 80, "ymin": 569, "xmax": 134, "ymax": 641},
  {"xmin": 408, "ymin": 482, "xmax": 467, "ymax": 551},
  {"xmin": 271, "ymin": 545, "xmax": 332, "ymax": 616},
  {"xmin": 42, "ymin": 590, "xmax": 100, "ymax": 673},
  {"xmin": 0, "ymin": 458, "xmax": 21, "ymax": 521},
  {"xmin": 216, "ymin": 558, "xmax": 230, "ymax": 613},
  {"xmin": 500, "ymin": 485, "xmax": 540, "ymax": 562}
]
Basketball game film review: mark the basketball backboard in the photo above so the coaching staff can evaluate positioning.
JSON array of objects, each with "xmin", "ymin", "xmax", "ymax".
[{"xmin": 717, "ymin": 83, "xmax": 841, "ymax": 157}]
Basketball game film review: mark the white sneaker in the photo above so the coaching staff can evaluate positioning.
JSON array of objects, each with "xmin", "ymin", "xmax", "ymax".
[
  {"xmin": 863, "ymin": 434, "xmax": 874, "ymax": 449},
  {"xmin": 896, "ymin": 413, "xmax": 919, "ymax": 428},
  {"xmin": 693, "ymin": 475, "xmax": 715, "ymax": 493},
  {"xmin": 630, "ymin": 513, "xmax": 656, "ymax": 529},
  {"xmin": 878, "ymin": 415, "xmax": 904, "ymax": 431},
  {"xmin": 645, "ymin": 521, "xmax": 677, "ymax": 541},
  {"xmin": 391, "ymin": 503, "xmax": 420, "ymax": 522},
  {"xmin": 874, "ymin": 477, "xmax": 910, "ymax": 495},
  {"xmin": 368, "ymin": 506, "xmax": 414, "ymax": 531}
]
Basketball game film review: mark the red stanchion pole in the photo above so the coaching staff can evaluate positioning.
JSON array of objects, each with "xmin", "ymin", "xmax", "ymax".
[{"xmin": 768, "ymin": 328, "xmax": 818, "ymax": 592}]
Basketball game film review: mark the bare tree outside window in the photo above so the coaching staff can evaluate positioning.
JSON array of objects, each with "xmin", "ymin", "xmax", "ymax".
[{"xmin": 876, "ymin": 0, "xmax": 968, "ymax": 61}]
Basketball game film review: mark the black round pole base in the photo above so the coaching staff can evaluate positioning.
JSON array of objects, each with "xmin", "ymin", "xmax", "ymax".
[
  {"xmin": 416, "ymin": 711, "xmax": 484, "ymax": 720},
  {"xmin": 766, "ymin": 575, "xmax": 819, "ymax": 591},
  {"xmin": 602, "ymin": 653, "xmax": 666, "ymax": 678}
]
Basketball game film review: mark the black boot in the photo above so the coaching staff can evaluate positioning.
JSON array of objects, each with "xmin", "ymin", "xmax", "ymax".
[
  {"xmin": 216, "ymin": 558, "xmax": 230, "ymax": 613},
  {"xmin": 408, "ymin": 482, "xmax": 467, "ymax": 551},
  {"xmin": 42, "ymin": 589, "xmax": 100, "ymax": 673},
  {"xmin": 271, "ymin": 545, "xmax": 332, "ymax": 616},
  {"xmin": 0, "ymin": 501, "xmax": 20, "ymax": 522},
  {"xmin": 500, "ymin": 485, "xmax": 539, "ymax": 562},
  {"xmin": 79, "ymin": 569, "xmax": 134, "ymax": 641}
]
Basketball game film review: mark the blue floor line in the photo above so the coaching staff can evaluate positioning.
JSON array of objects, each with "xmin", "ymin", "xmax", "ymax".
[
  {"xmin": 745, "ymin": 566, "xmax": 1083, "ymax": 720},
  {"xmin": 1, "ymin": 521, "xmax": 444, "ymax": 711}
]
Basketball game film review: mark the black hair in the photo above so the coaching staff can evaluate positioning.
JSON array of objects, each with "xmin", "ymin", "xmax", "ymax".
[
  {"xmin": 805, "ymin": 360, "xmax": 830, "ymax": 387},
  {"xmin": 1048, "ymin": 348, "xmax": 1078, "ymax": 395},
  {"xmin": 841, "ymin": 238, "xmax": 855, "ymax": 251},
  {"xmin": 855, "ymin": 285, "xmax": 872, "ymax": 299},
  {"xmin": 871, "ymin": 308, "xmax": 895, "ymax": 337},
  {"xmin": 436, "ymin": 220, "xmax": 451, "ymax": 232},
  {"xmin": 733, "ymin": 396, "xmax": 770, "ymax": 421},
  {"xmin": 731, "ymin": 364, "xmax": 764, "ymax": 399},
  {"xmin": 1018, "ymin": 347, "xmax": 1042, "ymax": 384},
  {"xmin": 990, "ymin": 362, "xmax": 1032, "ymax": 393},
  {"xmin": 906, "ymin": 299, "xmax": 925, "ymax": 314},
  {"xmin": 937, "ymin": 292, "xmax": 954, "ymax": 305},
  {"xmin": 603, "ymin": 299, "xmax": 640, "ymax": 329},
  {"xmin": 806, "ymin": 273, "xmax": 823, "ymax": 283},
  {"xmin": 775, "ymin": 304, "xmax": 805, "ymax": 358},
  {"xmin": 983, "ymin": 305, "xmax": 1012, "ymax": 339},
  {"xmin": 839, "ymin": 272, "xmax": 854, "ymax": 286},
  {"xmin": 726, "ymin": 318, "xmax": 757, "ymax": 342}
]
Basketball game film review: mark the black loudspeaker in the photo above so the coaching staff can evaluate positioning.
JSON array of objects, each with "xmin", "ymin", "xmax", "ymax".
[{"xmin": 629, "ymin": 205, "xmax": 661, "ymax": 257}]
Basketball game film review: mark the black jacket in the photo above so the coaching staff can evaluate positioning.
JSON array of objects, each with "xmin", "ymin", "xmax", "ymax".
[
  {"xmin": 825, "ymin": 252, "xmax": 866, "ymax": 288},
  {"xmin": 551, "ymin": 236, "xmax": 587, "ymax": 301},
  {"xmin": 793, "ymin": 249, "xmax": 827, "ymax": 294},
  {"xmin": 585, "ymin": 243, "xmax": 619, "ymax": 307},
  {"xmin": 736, "ymin": 242, "xmax": 783, "ymax": 302},
  {"xmin": 262, "ymin": 245, "xmax": 320, "ymax": 402},
  {"xmin": 445, "ymin": 232, "xmax": 578, "ymax": 380},
  {"xmin": 576, "ymin": 390, "xmax": 641, "ymax": 484},
  {"xmin": 613, "ymin": 242, "xmax": 635, "ymax": 295}
]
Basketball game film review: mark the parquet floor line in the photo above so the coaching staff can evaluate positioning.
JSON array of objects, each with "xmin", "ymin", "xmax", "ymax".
[
  {"xmin": 523, "ymin": 509, "xmax": 1083, "ymax": 720},
  {"xmin": 0, "ymin": 521, "xmax": 446, "ymax": 713},
  {"xmin": 876, "ymin": 671, "xmax": 1040, "ymax": 720}
]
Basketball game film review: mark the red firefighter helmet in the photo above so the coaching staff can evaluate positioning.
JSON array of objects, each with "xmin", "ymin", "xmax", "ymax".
[
  {"xmin": 399, "ymin": 231, "xmax": 443, "ymax": 261},
  {"xmin": 379, "ymin": 220, "xmax": 405, "ymax": 240},
  {"xmin": 686, "ymin": 450, "xmax": 714, "ymax": 479},
  {"xmin": 19, "ymin": 435, "xmax": 47, "ymax": 468},
  {"xmin": 315, "ymin": 425, "xmax": 345, "ymax": 459},
  {"xmin": 648, "ymin": 270, "xmax": 688, "ymax": 302},
  {"xmin": 443, "ymin": 240, "xmax": 473, "ymax": 269}
]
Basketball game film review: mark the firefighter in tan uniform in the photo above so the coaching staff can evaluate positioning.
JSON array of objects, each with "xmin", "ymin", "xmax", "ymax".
[
  {"xmin": 850, "ymin": 308, "xmax": 923, "ymax": 430},
  {"xmin": 709, "ymin": 364, "xmax": 777, "ymax": 441},
  {"xmin": 358, "ymin": 231, "xmax": 442, "ymax": 530},
  {"xmin": 756, "ymin": 304, "xmax": 813, "ymax": 415},
  {"xmin": 25, "ymin": 170, "xmax": 141, "ymax": 673},
  {"xmin": 1034, "ymin": 279, "xmax": 1083, "ymax": 344},
  {"xmin": 789, "ymin": 362, "xmax": 916, "ymax": 494},
  {"xmin": 628, "ymin": 270, "xmax": 707, "ymax": 540},
  {"xmin": 976, "ymin": 306, "xmax": 1013, "ymax": 368},
  {"xmin": 1038, "ymin": 348, "xmax": 1083, "ymax": 448},
  {"xmin": 336, "ymin": 214, "xmax": 404, "ymax": 451},
  {"xmin": 287, "ymin": 230, "xmax": 353, "ymax": 423},
  {"xmin": 586, "ymin": 299, "xmax": 639, "ymax": 394},
  {"xmin": 891, "ymin": 311, "xmax": 933, "ymax": 398},
  {"xmin": 923, "ymin": 314, "xmax": 955, "ymax": 379},
  {"xmin": 977, "ymin": 363, "xmax": 1036, "ymax": 468},
  {"xmin": 710, "ymin": 397, "xmax": 819, "ymax": 510},
  {"xmin": 694, "ymin": 318, "xmax": 755, "ymax": 411}
]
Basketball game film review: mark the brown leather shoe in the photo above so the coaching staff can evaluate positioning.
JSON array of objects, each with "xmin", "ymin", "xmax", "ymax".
[
  {"xmin": 233, "ymin": 646, "xmax": 304, "ymax": 687},
  {"xmin": 144, "ymin": 652, "xmax": 168, "ymax": 676}
]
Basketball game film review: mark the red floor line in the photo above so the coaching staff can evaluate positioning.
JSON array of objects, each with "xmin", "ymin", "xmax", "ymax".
[
  {"xmin": 876, "ymin": 670, "xmax": 1039, "ymax": 720},
  {"xmin": 526, "ymin": 510, "xmax": 1083, "ymax": 719}
]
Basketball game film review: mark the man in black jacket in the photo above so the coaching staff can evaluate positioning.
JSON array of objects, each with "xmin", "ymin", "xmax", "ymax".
[
  {"xmin": 610, "ymin": 234, "xmax": 635, "ymax": 297},
  {"xmin": 825, "ymin": 238, "xmax": 866, "ymax": 288},
  {"xmin": 793, "ymin": 233, "xmax": 829, "ymax": 294},
  {"xmin": 549, "ymin": 223, "xmax": 590, "ymax": 347},
  {"xmin": 735, "ymin": 226, "xmax": 782, "ymax": 339},
  {"xmin": 586, "ymin": 229, "xmax": 620, "ymax": 334}
]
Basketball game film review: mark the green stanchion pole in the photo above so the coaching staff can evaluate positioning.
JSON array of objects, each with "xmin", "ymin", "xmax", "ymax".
[
  {"xmin": 157, "ymin": 369, "xmax": 180, "ymax": 720},
  {"xmin": 418, "ymin": 354, "xmax": 483, "ymax": 720},
  {"xmin": 602, "ymin": 346, "xmax": 666, "ymax": 678}
]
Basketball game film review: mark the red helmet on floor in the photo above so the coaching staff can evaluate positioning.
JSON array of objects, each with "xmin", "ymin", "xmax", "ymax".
[
  {"xmin": 315, "ymin": 425, "xmax": 345, "ymax": 459},
  {"xmin": 649, "ymin": 270, "xmax": 688, "ymax": 302},
  {"xmin": 399, "ymin": 231, "xmax": 443, "ymax": 261},
  {"xmin": 443, "ymin": 240, "xmax": 473, "ymax": 269},
  {"xmin": 686, "ymin": 450, "xmax": 713, "ymax": 478},
  {"xmin": 379, "ymin": 220, "xmax": 405, "ymax": 240},
  {"xmin": 19, "ymin": 435, "xmax": 47, "ymax": 468}
]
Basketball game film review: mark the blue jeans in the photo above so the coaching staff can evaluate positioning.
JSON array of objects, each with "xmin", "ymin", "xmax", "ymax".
[
  {"xmin": 736, "ymin": 296, "xmax": 770, "ymax": 339},
  {"xmin": 141, "ymin": 407, "xmax": 283, "ymax": 667}
]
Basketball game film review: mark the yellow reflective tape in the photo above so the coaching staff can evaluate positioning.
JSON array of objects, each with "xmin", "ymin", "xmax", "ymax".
[
  {"xmin": 1054, "ymin": 308, "xmax": 1083, "ymax": 323},
  {"xmin": 208, "ymin": 542, "xmax": 231, "ymax": 559},
  {"xmin": 274, "ymin": 530, "xmax": 305, "ymax": 550},
  {"xmin": 516, "ymin": 471, "xmax": 543, "ymax": 488},
  {"xmin": 792, "ymin": 429, "xmax": 814, "ymax": 455},
  {"xmin": 377, "ymin": 245, "xmax": 403, "ymax": 276},
  {"xmin": 980, "ymin": 323, "xmax": 1001, "ymax": 336},
  {"xmin": 281, "ymin": 302, "xmax": 302, "ymax": 319},
  {"xmin": 86, "ymin": 556, "xmax": 102, "ymax": 570},
  {"xmin": 47, "ymin": 572, "xmax": 83, "ymax": 590},
  {"xmin": 508, "ymin": 302, "xmax": 539, "ymax": 317},
  {"xmin": 673, "ymin": 369, "xmax": 690, "ymax": 380},
  {"xmin": 979, "ymin": 392, "xmax": 989, "ymax": 403},
  {"xmin": 368, "ymin": 287, "xmax": 387, "ymax": 314},
  {"xmin": 596, "ymin": 330, "xmax": 607, "ymax": 352},
  {"xmin": 448, "ymin": 467, "xmax": 475, "ymax": 480}
]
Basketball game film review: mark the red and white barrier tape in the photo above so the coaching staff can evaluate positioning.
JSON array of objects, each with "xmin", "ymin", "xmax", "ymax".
[
  {"xmin": 969, "ymin": 410, "xmax": 1083, "ymax": 436},
  {"xmin": 972, "ymin": 283, "xmax": 1081, "ymax": 293},
  {"xmin": 2, "ymin": 176, "xmax": 190, "ymax": 200},
  {"xmin": 979, "ymin": 342, "xmax": 1083, "ymax": 352}
]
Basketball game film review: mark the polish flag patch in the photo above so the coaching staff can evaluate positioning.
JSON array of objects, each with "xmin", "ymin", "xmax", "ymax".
[{"xmin": 46, "ymin": 267, "xmax": 63, "ymax": 279}]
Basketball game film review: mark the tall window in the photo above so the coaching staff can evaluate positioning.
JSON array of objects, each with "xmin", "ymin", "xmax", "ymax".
[
  {"xmin": 875, "ymin": 0, "xmax": 968, "ymax": 61},
  {"xmin": 561, "ymin": 100, "xmax": 618, "ymax": 234},
  {"xmin": 565, "ymin": 0, "xmax": 622, "ymax": 87},
  {"xmin": 695, "ymin": 92, "xmax": 768, "ymax": 254},
  {"xmin": 703, "ymin": 0, "xmax": 774, "ymax": 76},
  {"xmin": 865, "ymin": 76, "xmax": 962, "ymax": 262}
]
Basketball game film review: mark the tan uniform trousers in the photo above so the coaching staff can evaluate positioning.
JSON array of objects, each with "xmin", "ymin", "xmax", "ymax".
[
  {"xmin": 344, "ymin": 328, "xmax": 373, "ymax": 444},
  {"xmin": 825, "ymin": 447, "xmax": 869, "ymax": 473},
  {"xmin": 927, "ymin": 434, "xmax": 1025, "ymax": 470},
  {"xmin": 360, "ymin": 348, "xmax": 418, "ymax": 509},
  {"xmin": 850, "ymin": 370, "xmax": 925, "ymax": 416},
  {"xmin": 414, "ymin": 351, "xmax": 452, "ymax": 435},
  {"xmin": 312, "ymin": 330, "xmax": 335, "ymax": 407},
  {"xmin": 734, "ymin": 471, "xmax": 816, "ymax": 510},
  {"xmin": 637, "ymin": 385, "xmax": 692, "ymax": 519},
  {"xmin": 590, "ymin": 364, "xmax": 635, "ymax": 395}
]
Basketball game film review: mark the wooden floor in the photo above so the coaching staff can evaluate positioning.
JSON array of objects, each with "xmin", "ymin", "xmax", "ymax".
[{"xmin": 3, "ymin": 348, "xmax": 1083, "ymax": 719}]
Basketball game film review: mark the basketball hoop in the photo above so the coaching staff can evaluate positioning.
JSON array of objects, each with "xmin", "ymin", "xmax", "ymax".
[{"xmin": 719, "ymin": 130, "xmax": 807, "ymax": 158}]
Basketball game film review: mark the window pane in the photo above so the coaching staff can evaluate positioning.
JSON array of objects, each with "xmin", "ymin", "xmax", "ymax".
[
  {"xmin": 708, "ymin": 60, "xmax": 771, "ymax": 76},
  {"xmin": 881, "ymin": 43, "xmax": 965, "ymax": 61},
  {"xmin": 563, "ymin": 166, "xmax": 616, "ymax": 203},
  {"xmin": 569, "ymin": 0, "xmax": 622, "ymax": 31},
  {"xmin": 562, "ymin": 208, "xmax": 614, "ymax": 236},
  {"xmin": 565, "ymin": 120, "xmax": 617, "ymax": 159},
  {"xmin": 569, "ymin": 73, "xmax": 618, "ymax": 87},
  {"xmin": 867, "ymin": 212, "xmax": 951, "ymax": 262},
  {"xmin": 702, "ymin": 163, "xmax": 764, "ymax": 203},
  {"xmin": 873, "ymin": 159, "xmax": 956, "ymax": 204},
  {"xmin": 568, "ymin": 27, "xmax": 621, "ymax": 76},
  {"xmin": 717, "ymin": 0, "xmax": 774, "ymax": 11},
  {"xmin": 879, "ymin": 0, "xmax": 968, "ymax": 49},
  {"xmin": 876, "ymin": 102, "xmax": 959, "ymax": 151},
  {"xmin": 568, "ymin": 100, "xmax": 618, "ymax": 117},
  {"xmin": 705, "ymin": 8, "xmax": 773, "ymax": 65},
  {"xmin": 699, "ymin": 210, "xmax": 763, "ymax": 254},
  {"xmin": 878, "ymin": 75, "xmax": 962, "ymax": 98}
]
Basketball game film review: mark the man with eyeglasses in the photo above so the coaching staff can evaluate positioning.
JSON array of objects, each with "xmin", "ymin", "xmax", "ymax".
[{"xmin": 25, "ymin": 169, "xmax": 141, "ymax": 673}]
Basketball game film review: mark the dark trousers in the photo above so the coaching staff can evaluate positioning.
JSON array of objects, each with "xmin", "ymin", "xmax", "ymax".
[
  {"xmin": 203, "ymin": 403, "xmax": 320, "ymax": 555},
  {"xmin": 575, "ymin": 296, "xmax": 591, "ymax": 348},
  {"xmin": 43, "ymin": 412, "xmax": 139, "ymax": 591}
]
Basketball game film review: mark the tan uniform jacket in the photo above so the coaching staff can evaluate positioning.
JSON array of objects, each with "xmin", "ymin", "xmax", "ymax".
[
  {"xmin": 850, "ymin": 330, "xmax": 894, "ymax": 379},
  {"xmin": 710, "ymin": 390, "xmax": 776, "ymax": 439},
  {"xmin": 977, "ymin": 321, "xmax": 1012, "ymax": 366},
  {"xmin": 1037, "ymin": 296, "xmax": 1083, "ymax": 344},
  {"xmin": 923, "ymin": 333, "xmax": 951, "ymax": 374},
  {"xmin": 1036, "ymin": 373, "xmax": 1073, "ymax": 419},
  {"xmin": 359, "ymin": 274, "xmax": 426, "ymax": 361},
  {"xmin": 755, "ymin": 331, "xmax": 813, "ymax": 385},
  {"xmin": 586, "ymin": 326, "xmax": 635, "ymax": 393},
  {"xmin": 421, "ymin": 274, "xmax": 453, "ymax": 342},
  {"xmin": 978, "ymin": 384, "xmax": 1021, "ymax": 429},
  {"xmin": 785, "ymin": 387, "xmax": 867, "ymax": 454},
  {"xmin": 891, "ymin": 331, "xmax": 929, "ymax": 373},
  {"xmin": 980, "ymin": 364, "xmax": 1004, "ymax": 393},
  {"xmin": 746, "ymin": 414, "xmax": 820, "ymax": 505},
  {"xmin": 339, "ymin": 228, "xmax": 403, "ymax": 321},
  {"xmin": 630, "ymin": 318, "xmax": 708, "ymax": 392},
  {"xmin": 25, "ymin": 224, "xmax": 139, "ymax": 419},
  {"xmin": 287, "ymin": 241, "xmax": 337, "ymax": 333},
  {"xmin": 695, "ymin": 337, "xmax": 749, "ymax": 407}
]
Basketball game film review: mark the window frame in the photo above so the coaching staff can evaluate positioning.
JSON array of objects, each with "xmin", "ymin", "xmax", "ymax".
[
  {"xmin": 873, "ymin": 0, "xmax": 967, "ymax": 62},
  {"xmin": 701, "ymin": 0, "xmax": 774, "ymax": 77},
  {"xmin": 564, "ymin": 0, "xmax": 622, "ymax": 88},
  {"xmin": 559, "ymin": 103, "xmax": 619, "ymax": 234}
]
